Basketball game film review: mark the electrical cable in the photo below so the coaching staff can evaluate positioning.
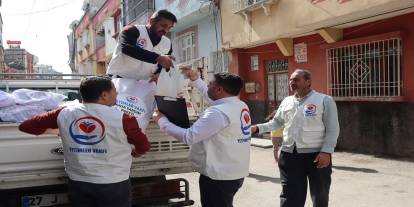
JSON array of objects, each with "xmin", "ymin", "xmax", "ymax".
[{"xmin": 5, "ymin": 0, "xmax": 81, "ymax": 16}]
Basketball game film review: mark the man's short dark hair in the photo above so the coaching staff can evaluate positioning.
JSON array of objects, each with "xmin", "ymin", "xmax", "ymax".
[
  {"xmin": 79, "ymin": 76, "xmax": 113, "ymax": 103},
  {"xmin": 214, "ymin": 72, "xmax": 244, "ymax": 96},
  {"xmin": 152, "ymin": 9, "xmax": 177, "ymax": 23}
]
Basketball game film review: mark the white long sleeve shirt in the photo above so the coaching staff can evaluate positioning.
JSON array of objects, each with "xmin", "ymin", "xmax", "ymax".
[
  {"xmin": 158, "ymin": 78, "xmax": 231, "ymax": 145},
  {"xmin": 257, "ymin": 90, "xmax": 339, "ymax": 153}
]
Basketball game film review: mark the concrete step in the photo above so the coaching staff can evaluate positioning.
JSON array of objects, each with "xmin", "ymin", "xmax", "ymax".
[{"xmin": 251, "ymin": 137, "xmax": 273, "ymax": 148}]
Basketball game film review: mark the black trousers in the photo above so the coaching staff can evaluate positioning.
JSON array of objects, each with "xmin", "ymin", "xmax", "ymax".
[
  {"xmin": 199, "ymin": 174, "xmax": 244, "ymax": 207},
  {"xmin": 68, "ymin": 179, "xmax": 131, "ymax": 207},
  {"xmin": 278, "ymin": 151, "xmax": 332, "ymax": 207}
]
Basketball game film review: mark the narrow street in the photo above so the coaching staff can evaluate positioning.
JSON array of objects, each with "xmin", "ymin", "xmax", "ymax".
[{"xmin": 168, "ymin": 147, "xmax": 414, "ymax": 207}]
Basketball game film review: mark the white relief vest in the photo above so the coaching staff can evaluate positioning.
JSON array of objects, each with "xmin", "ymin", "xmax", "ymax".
[
  {"xmin": 107, "ymin": 25, "xmax": 171, "ymax": 80},
  {"xmin": 57, "ymin": 103, "xmax": 132, "ymax": 184},
  {"xmin": 280, "ymin": 92, "xmax": 326, "ymax": 149},
  {"xmin": 190, "ymin": 99, "xmax": 251, "ymax": 180}
]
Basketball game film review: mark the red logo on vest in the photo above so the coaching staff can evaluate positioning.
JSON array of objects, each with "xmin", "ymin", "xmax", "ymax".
[
  {"xmin": 304, "ymin": 104, "xmax": 317, "ymax": 116},
  {"xmin": 137, "ymin": 38, "xmax": 146, "ymax": 48},
  {"xmin": 69, "ymin": 116, "xmax": 106, "ymax": 145}
]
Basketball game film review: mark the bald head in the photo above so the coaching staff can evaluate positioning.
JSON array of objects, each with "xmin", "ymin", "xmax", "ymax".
[{"xmin": 293, "ymin": 69, "xmax": 312, "ymax": 81}]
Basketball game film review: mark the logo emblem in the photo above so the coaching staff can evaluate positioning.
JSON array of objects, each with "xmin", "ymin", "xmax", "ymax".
[
  {"xmin": 69, "ymin": 116, "xmax": 106, "ymax": 145},
  {"xmin": 304, "ymin": 104, "xmax": 317, "ymax": 116},
  {"xmin": 126, "ymin": 96, "xmax": 138, "ymax": 103},
  {"xmin": 137, "ymin": 38, "xmax": 146, "ymax": 48},
  {"xmin": 240, "ymin": 108, "xmax": 251, "ymax": 136},
  {"xmin": 116, "ymin": 94, "xmax": 147, "ymax": 118}
]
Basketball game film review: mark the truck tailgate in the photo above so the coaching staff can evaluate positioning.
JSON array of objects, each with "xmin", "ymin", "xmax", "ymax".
[{"xmin": 0, "ymin": 122, "xmax": 192, "ymax": 190}]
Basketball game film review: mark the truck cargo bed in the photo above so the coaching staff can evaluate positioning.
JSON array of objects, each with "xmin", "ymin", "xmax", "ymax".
[{"xmin": 0, "ymin": 122, "xmax": 192, "ymax": 190}]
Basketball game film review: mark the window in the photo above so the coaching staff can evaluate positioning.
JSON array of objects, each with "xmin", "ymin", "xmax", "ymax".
[
  {"xmin": 251, "ymin": 55, "xmax": 259, "ymax": 71},
  {"xmin": 327, "ymin": 37, "xmax": 402, "ymax": 99},
  {"xmin": 209, "ymin": 51, "xmax": 229, "ymax": 73},
  {"xmin": 266, "ymin": 59, "xmax": 288, "ymax": 102},
  {"xmin": 81, "ymin": 31, "xmax": 90, "ymax": 48},
  {"xmin": 95, "ymin": 27, "xmax": 105, "ymax": 49},
  {"xmin": 124, "ymin": 0, "xmax": 155, "ymax": 25},
  {"xmin": 177, "ymin": 31, "xmax": 196, "ymax": 63}
]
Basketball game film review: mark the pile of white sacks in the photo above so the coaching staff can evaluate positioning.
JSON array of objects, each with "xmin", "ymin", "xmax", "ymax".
[{"xmin": 0, "ymin": 89, "xmax": 66, "ymax": 123}]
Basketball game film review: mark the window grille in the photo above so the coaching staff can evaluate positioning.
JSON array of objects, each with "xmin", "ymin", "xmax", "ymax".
[
  {"xmin": 327, "ymin": 38, "xmax": 402, "ymax": 98},
  {"xmin": 266, "ymin": 59, "xmax": 288, "ymax": 101},
  {"xmin": 251, "ymin": 55, "xmax": 259, "ymax": 71},
  {"xmin": 266, "ymin": 59, "xmax": 288, "ymax": 73},
  {"xmin": 123, "ymin": 0, "xmax": 155, "ymax": 25}
]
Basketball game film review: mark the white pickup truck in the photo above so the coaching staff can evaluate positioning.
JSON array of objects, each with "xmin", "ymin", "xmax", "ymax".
[{"xmin": 0, "ymin": 74, "xmax": 196, "ymax": 207}]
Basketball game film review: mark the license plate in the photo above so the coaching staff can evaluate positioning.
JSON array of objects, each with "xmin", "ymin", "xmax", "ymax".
[{"xmin": 21, "ymin": 193, "xmax": 68, "ymax": 207}]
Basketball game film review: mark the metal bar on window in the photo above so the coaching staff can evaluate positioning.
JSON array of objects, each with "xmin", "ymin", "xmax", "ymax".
[
  {"xmin": 386, "ymin": 39, "xmax": 389, "ymax": 96},
  {"xmin": 327, "ymin": 49, "xmax": 331, "ymax": 95},
  {"xmin": 397, "ymin": 38, "xmax": 401, "ymax": 96},
  {"xmin": 392, "ymin": 38, "xmax": 396, "ymax": 96},
  {"xmin": 365, "ymin": 43, "xmax": 368, "ymax": 96},
  {"xmin": 327, "ymin": 37, "xmax": 401, "ymax": 99},
  {"xmin": 383, "ymin": 40, "xmax": 386, "ymax": 96},
  {"xmin": 368, "ymin": 41, "xmax": 372, "ymax": 97},
  {"xmin": 346, "ymin": 45, "xmax": 350, "ymax": 97}
]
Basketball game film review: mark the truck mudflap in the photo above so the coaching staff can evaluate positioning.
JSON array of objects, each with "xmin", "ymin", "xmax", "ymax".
[{"xmin": 131, "ymin": 177, "xmax": 194, "ymax": 207}]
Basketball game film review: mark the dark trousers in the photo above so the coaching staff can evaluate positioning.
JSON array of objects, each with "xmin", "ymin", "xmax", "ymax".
[
  {"xmin": 68, "ymin": 179, "xmax": 131, "ymax": 207},
  {"xmin": 199, "ymin": 174, "xmax": 244, "ymax": 207},
  {"xmin": 278, "ymin": 151, "xmax": 332, "ymax": 207}
]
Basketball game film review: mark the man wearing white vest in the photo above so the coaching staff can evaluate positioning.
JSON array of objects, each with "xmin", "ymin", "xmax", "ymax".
[
  {"xmin": 154, "ymin": 68, "xmax": 252, "ymax": 207},
  {"xmin": 19, "ymin": 76, "xmax": 151, "ymax": 207},
  {"xmin": 251, "ymin": 69, "xmax": 339, "ymax": 207},
  {"xmin": 107, "ymin": 9, "xmax": 177, "ymax": 80}
]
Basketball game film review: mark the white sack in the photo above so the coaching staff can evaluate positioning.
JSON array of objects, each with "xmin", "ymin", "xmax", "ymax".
[
  {"xmin": 112, "ymin": 78, "xmax": 156, "ymax": 132},
  {"xmin": 12, "ymin": 89, "xmax": 66, "ymax": 110},
  {"xmin": 0, "ymin": 105, "xmax": 46, "ymax": 123},
  {"xmin": 0, "ymin": 91, "xmax": 15, "ymax": 108},
  {"xmin": 155, "ymin": 68, "xmax": 186, "ymax": 97}
]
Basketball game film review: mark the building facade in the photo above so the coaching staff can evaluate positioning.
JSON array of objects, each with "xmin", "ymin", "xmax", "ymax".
[
  {"xmin": 220, "ymin": 0, "xmax": 414, "ymax": 157},
  {"xmin": 69, "ymin": 0, "xmax": 121, "ymax": 75},
  {"xmin": 0, "ymin": 0, "xmax": 5, "ymax": 74},
  {"xmin": 155, "ymin": 0, "xmax": 224, "ymax": 80},
  {"xmin": 3, "ymin": 41, "xmax": 38, "ymax": 76}
]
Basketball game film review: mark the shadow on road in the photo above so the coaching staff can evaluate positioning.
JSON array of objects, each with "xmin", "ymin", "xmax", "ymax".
[
  {"xmin": 248, "ymin": 173, "xmax": 281, "ymax": 183},
  {"xmin": 333, "ymin": 165, "xmax": 378, "ymax": 173}
]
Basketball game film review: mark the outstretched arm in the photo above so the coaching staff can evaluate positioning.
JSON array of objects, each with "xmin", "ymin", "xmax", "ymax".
[
  {"xmin": 19, "ymin": 107, "xmax": 64, "ymax": 135},
  {"xmin": 180, "ymin": 66, "xmax": 212, "ymax": 104}
]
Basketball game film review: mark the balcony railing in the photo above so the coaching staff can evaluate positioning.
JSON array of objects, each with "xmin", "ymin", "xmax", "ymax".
[
  {"xmin": 123, "ymin": 0, "xmax": 155, "ymax": 25},
  {"xmin": 233, "ymin": 0, "xmax": 279, "ymax": 17}
]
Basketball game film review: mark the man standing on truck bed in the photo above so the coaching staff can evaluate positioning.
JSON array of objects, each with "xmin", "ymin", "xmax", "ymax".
[
  {"xmin": 19, "ymin": 76, "xmax": 151, "ymax": 207},
  {"xmin": 106, "ymin": 9, "xmax": 177, "ymax": 80},
  {"xmin": 154, "ymin": 67, "xmax": 252, "ymax": 207}
]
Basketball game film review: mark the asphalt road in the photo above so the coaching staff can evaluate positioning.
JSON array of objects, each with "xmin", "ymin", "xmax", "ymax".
[{"xmin": 168, "ymin": 147, "xmax": 414, "ymax": 207}]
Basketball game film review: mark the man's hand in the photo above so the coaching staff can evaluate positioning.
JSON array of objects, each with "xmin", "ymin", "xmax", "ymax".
[
  {"xmin": 180, "ymin": 66, "xmax": 198, "ymax": 81},
  {"xmin": 251, "ymin": 125, "xmax": 258, "ymax": 134},
  {"xmin": 153, "ymin": 110, "xmax": 165, "ymax": 123},
  {"xmin": 149, "ymin": 73, "xmax": 159, "ymax": 83},
  {"xmin": 271, "ymin": 137, "xmax": 282, "ymax": 162},
  {"xmin": 131, "ymin": 150, "xmax": 143, "ymax": 158},
  {"xmin": 314, "ymin": 152, "xmax": 331, "ymax": 168},
  {"xmin": 44, "ymin": 128, "xmax": 59, "ymax": 135},
  {"xmin": 273, "ymin": 147, "xmax": 280, "ymax": 162},
  {"xmin": 156, "ymin": 55, "xmax": 175, "ymax": 69}
]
